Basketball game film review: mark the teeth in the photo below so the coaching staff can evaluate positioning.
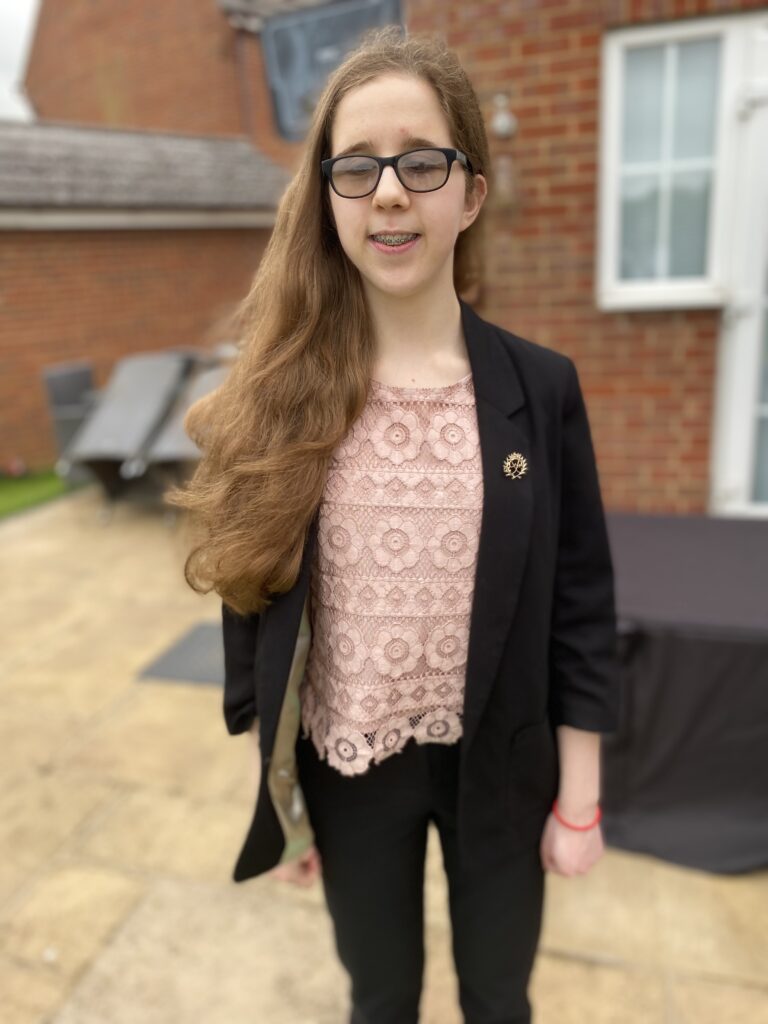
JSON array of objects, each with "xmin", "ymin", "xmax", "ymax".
[{"xmin": 371, "ymin": 233, "xmax": 418, "ymax": 246}]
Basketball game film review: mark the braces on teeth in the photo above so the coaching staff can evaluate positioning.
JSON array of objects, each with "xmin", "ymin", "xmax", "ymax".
[{"xmin": 371, "ymin": 234, "xmax": 419, "ymax": 245}]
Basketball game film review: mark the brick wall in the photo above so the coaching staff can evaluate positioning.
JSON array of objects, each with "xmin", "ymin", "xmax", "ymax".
[
  {"xmin": 0, "ymin": 229, "xmax": 268, "ymax": 468},
  {"xmin": 22, "ymin": 0, "xmax": 303, "ymax": 169},
  {"xmin": 24, "ymin": 0, "xmax": 241, "ymax": 137}
]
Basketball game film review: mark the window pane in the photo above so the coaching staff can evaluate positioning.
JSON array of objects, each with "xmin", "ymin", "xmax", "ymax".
[
  {"xmin": 761, "ymin": 316, "xmax": 768, "ymax": 405},
  {"xmin": 620, "ymin": 173, "xmax": 659, "ymax": 279},
  {"xmin": 669, "ymin": 169, "xmax": 711, "ymax": 277},
  {"xmin": 622, "ymin": 45, "xmax": 665, "ymax": 163},
  {"xmin": 673, "ymin": 38, "xmax": 720, "ymax": 160},
  {"xmin": 752, "ymin": 418, "xmax": 768, "ymax": 503}
]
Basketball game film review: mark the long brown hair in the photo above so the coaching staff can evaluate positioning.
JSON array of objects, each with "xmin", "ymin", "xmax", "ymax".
[{"xmin": 167, "ymin": 25, "xmax": 491, "ymax": 616}]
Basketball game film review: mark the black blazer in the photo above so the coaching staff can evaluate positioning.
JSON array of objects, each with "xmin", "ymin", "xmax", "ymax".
[{"xmin": 222, "ymin": 299, "xmax": 621, "ymax": 883}]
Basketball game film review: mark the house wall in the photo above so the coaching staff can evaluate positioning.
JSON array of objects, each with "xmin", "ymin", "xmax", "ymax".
[
  {"xmin": 22, "ymin": 0, "xmax": 302, "ymax": 167},
  {"xmin": 0, "ymin": 229, "xmax": 268, "ymax": 468},
  {"xmin": 18, "ymin": 0, "xmax": 767, "ymax": 508}
]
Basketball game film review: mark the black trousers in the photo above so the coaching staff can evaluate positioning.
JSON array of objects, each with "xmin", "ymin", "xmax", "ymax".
[{"xmin": 295, "ymin": 730, "xmax": 546, "ymax": 1024}]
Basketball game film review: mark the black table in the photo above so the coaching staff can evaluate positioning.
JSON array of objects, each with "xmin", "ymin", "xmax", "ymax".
[{"xmin": 600, "ymin": 513, "xmax": 768, "ymax": 874}]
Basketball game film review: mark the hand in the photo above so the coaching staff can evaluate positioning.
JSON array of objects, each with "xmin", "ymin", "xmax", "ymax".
[
  {"xmin": 539, "ymin": 810, "xmax": 604, "ymax": 877},
  {"xmin": 246, "ymin": 724, "xmax": 322, "ymax": 887},
  {"xmin": 270, "ymin": 845, "xmax": 322, "ymax": 887}
]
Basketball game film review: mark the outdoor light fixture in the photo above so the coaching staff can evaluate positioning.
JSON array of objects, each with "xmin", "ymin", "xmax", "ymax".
[
  {"xmin": 487, "ymin": 93, "xmax": 518, "ymax": 209},
  {"xmin": 490, "ymin": 93, "xmax": 517, "ymax": 139}
]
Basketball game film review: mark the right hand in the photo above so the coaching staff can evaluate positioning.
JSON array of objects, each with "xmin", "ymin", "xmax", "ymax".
[{"xmin": 270, "ymin": 845, "xmax": 322, "ymax": 887}]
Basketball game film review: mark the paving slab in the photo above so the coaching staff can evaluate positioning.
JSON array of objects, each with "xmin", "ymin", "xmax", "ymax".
[{"xmin": 1, "ymin": 487, "xmax": 766, "ymax": 1023}]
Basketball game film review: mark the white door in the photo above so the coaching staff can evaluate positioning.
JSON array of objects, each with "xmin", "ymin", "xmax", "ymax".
[{"xmin": 710, "ymin": 17, "xmax": 768, "ymax": 515}]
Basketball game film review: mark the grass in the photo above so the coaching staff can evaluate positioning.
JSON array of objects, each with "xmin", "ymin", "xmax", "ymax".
[{"xmin": 0, "ymin": 470, "xmax": 73, "ymax": 519}]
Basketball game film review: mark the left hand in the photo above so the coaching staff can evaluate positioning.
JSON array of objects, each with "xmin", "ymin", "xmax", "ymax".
[
  {"xmin": 539, "ymin": 809, "xmax": 604, "ymax": 876},
  {"xmin": 270, "ymin": 845, "xmax": 322, "ymax": 888}
]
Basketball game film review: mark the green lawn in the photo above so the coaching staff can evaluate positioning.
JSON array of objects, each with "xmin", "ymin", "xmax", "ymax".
[{"xmin": 0, "ymin": 470, "xmax": 72, "ymax": 519}]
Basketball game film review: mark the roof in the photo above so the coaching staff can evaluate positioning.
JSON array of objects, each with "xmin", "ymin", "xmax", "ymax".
[
  {"xmin": 217, "ymin": 0, "xmax": 331, "ymax": 32},
  {"xmin": 0, "ymin": 121, "xmax": 291, "ymax": 210}
]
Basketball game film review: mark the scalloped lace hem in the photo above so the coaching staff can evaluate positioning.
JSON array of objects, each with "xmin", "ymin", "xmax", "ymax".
[{"xmin": 300, "ymin": 701, "xmax": 463, "ymax": 776}]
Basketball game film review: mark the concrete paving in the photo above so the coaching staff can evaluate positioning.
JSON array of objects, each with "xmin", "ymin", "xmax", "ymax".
[{"xmin": 1, "ymin": 486, "xmax": 766, "ymax": 1024}]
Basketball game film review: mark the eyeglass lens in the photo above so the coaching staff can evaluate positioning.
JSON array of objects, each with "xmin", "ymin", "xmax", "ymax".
[{"xmin": 331, "ymin": 149, "xmax": 450, "ymax": 197}]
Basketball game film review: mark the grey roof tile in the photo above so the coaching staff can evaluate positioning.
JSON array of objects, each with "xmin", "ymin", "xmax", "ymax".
[{"xmin": 0, "ymin": 120, "xmax": 291, "ymax": 209}]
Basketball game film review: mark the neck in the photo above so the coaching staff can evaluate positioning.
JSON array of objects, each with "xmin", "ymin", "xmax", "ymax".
[{"xmin": 363, "ymin": 272, "xmax": 467, "ymax": 376}]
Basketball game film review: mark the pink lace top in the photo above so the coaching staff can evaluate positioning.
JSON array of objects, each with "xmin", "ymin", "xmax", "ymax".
[{"xmin": 299, "ymin": 370, "xmax": 484, "ymax": 776}]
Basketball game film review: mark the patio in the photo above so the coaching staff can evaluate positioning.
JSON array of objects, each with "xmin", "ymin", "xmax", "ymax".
[{"xmin": 1, "ymin": 486, "xmax": 766, "ymax": 1023}]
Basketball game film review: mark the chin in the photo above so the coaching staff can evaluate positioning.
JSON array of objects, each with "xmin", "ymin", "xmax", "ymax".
[
  {"xmin": 361, "ymin": 263, "xmax": 436, "ymax": 295},
  {"xmin": 367, "ymin": 278, "xmax": 430, "ymax": 301}
]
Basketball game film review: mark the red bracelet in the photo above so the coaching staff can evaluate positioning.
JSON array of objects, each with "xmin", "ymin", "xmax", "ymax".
[{"xmin": 552, "ymin": 798, "xmax": 602, "ymax": 831}]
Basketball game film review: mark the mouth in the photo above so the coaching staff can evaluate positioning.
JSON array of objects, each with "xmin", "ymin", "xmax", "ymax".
[{"xmin": 368, "ymin": 232, "xmax": 421, "ymax": 254}]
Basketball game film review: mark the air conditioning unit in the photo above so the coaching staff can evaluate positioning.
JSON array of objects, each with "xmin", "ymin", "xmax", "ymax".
[{"xmin": 261, "ymin": 0, "xmax": 403, "ymax": 140}]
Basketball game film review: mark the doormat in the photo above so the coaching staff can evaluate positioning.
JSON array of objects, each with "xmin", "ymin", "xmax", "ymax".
[{"xmin": 139, "ymin": 622, "xmax": 223, "ymax": 685}]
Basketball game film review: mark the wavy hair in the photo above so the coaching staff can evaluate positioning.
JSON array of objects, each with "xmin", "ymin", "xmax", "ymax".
[{"xmin": 166, "ymin": 25, "xmax": 491, "ymax": 615}]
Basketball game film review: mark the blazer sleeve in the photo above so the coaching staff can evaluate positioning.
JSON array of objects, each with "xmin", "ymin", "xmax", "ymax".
[
  {"xmin": 221, "ymin": 601, "xmax": 260, "ymax": 735},
  {"xmin": 548, "ymin": 357, "xmax": 622, "ymax": 733}
]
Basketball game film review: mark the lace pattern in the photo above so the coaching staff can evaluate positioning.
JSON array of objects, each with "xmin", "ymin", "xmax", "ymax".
[{"xmin": 299, "ymin": 372, "xmax": 483, "ymax": 776}]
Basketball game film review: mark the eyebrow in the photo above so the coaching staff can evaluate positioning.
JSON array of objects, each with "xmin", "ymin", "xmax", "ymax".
[{"xmin": 333, "ymin": 136, "xmax": 443, "ymax": 158}]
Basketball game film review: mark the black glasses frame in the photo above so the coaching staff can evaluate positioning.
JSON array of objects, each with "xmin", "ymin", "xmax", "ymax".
[{"xmin": 321, "ymin": 147, "xmax": 475, "ymax": 198}]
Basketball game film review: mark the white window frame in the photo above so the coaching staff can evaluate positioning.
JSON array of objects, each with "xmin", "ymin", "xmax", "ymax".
[{"xmin": 597, "ymin": 13, "xmax": 757, "ymax": 312}]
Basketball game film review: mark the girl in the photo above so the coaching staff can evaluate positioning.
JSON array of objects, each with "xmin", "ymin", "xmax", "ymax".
[{"xmin": 170, "ymin": 25, "xmax": 620, "ymax": 1024}]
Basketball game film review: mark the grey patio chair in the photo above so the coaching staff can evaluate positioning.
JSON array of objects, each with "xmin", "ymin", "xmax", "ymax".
[
  {"xmin": 140, "ymin": 364, "xmax": 230, "ymax": 520},
  {"xmin": 145, "ymin": 364, "xmax": 229, "ymax": 465},
  {"xmin": 60, "ymin": 351, "xmax": 193, "ymax": 500},
  {"xmin": 42, "ymin": 361, "xmax": 100, "ymax": 483}
]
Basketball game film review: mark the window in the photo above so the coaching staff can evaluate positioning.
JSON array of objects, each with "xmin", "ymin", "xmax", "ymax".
[
  {"xmin": 619, "ymin": 38, "xmax": 720, "ymax": 282},
  {"xmin": 261, "ymin": 0, "xmax": 402, "ymax": 141},
  {"xmin": 597, "ymin": 15, "xmax": 754, "ymax": 311}
]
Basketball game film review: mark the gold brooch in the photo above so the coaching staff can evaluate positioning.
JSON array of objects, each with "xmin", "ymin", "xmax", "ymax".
[{"xmin": 503, "ymin": 452, "xmax": 528, "ymax": 479}]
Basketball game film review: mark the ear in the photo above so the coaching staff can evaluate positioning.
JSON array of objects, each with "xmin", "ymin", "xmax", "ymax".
[{"xmin": 459, "ymin": 173, "xmax": 488, "ymax": 232}]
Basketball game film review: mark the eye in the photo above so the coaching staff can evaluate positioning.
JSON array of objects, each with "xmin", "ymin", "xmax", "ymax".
[
  {"xmin": 403, "ymin": 159, "xmax": 441, "ymax": 171},
  {"xmin": 336, "ymin": 157, "xmax": 377, "ymax": 175},
  {"xmin": 398, "ymin": 151, "xmax": 449, "ymax": 183}
]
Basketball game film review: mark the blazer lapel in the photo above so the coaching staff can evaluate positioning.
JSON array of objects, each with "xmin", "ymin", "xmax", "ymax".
[{"xmin": 459, "ymin": 300, "xmax": 534, "ymax": 752}]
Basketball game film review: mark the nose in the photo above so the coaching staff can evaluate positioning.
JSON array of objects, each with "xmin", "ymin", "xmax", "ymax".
[{"xmin": 372, "ymin": 164, "xmax": 410, "ymax": 207}]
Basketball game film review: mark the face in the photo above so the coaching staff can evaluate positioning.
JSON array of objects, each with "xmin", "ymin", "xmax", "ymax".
[{"xmin": 327, "ymin": 73, "xmax": 487, "ymax": 303}]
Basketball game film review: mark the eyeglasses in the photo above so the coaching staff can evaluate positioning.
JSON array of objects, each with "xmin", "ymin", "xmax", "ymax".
[{"xmin": 321, "ymin": 147, "xmax": 475, "ymax": 199}]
